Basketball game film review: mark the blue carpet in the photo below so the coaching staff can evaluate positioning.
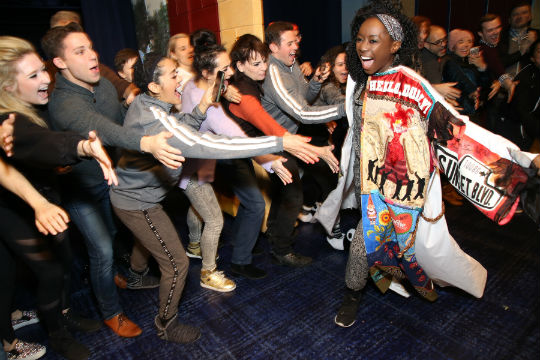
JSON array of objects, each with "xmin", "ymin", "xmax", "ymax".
[{"xmin": 15, "ymin": 200, "xmax": 539, "ymax": 360}]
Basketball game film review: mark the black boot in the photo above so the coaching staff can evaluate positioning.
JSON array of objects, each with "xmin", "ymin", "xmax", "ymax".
[
  {"xmin": 230, "ymin": 263, "xmax": 267, "ymax": 279},
  {"xmin": 334, "ymin": 288, "xmax": 362, "ymax": 327}
]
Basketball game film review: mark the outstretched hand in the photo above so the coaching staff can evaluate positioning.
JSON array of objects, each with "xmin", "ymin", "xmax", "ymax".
[
  {"xmin": 79, "ymin": 131, "xmax": 118, "ymax": 186},
  {"xmin": 271, "ymin": 157, "xmax": 293, "ymax": 185},
  {"xmin": 141, "ymin": 131, "xmax": 185, "ymax": 169},
  {"xmin": 315, "ymin": 145, "xmax": 340, "ymax": 173},
  {"xmin": 34, "ymin": 200, "xmax": 70, "ymax": 235},
  {"xmin": 282, "ymin": 133, "xmax": 319, "ymax": 164},
  {"xmin": 0, "ymin": 113, "xmax": 15, "ymax": 157}
]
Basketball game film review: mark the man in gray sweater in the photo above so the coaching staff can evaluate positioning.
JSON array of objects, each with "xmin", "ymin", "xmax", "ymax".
[
  {"xmin": 261, "ymin": 21, "xmax": 346, "ymax": 267},
  {"xmin": 42, "ymin": 23, "xmax": 183, "ymax": 339}
]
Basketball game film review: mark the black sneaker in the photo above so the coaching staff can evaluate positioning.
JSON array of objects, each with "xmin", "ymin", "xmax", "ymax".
[
  {"xmin": 334, "ymin": 290, "xmax": 362, "ymax": 328},
  {"xmin": 49, "ymin": 327, "xmax": 91, "ymax": 360},
  {"xmin": 271, "ymin": 252, "xmax": 312, "ymax": 267},
  {"xmin": 155, "ymin": 314, "xmax": 201, "ymax": 344},
  {"xmin": 62, "ymin": 309, "xmax": 102, "ymax": 333},
  {"xmin": 127, "ymin": 267, "xmax": 160, "ymax": 289},
  {"xmin": 230, "ymin": 263, "xmax": 267, "ymax": 279}
]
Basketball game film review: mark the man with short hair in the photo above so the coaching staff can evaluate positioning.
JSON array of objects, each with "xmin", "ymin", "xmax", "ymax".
[
  {"xmin": 420, "ymin": 25, "xmax": 462, "ymax": 104},
  {"xmin": 42, "ymin": 23, "xmax": 183, "ymax": 338},
  {"xmin": 114, "ymin": 48, "xmax": 139, "ymax": 83},
  {"xmin": 47, "ymin": 10, "xmax": 138, "ymax": 103},
  {"xmin": 478, "ymin": 14, "xmax": 519, "ymax": 137},
  {"xmin": 261, "ymin": 21, "xmax": 344, "ymax": 267},
  {"xmin": 498, "ymin": 2, "xmax": 539, "ymax": 77}
]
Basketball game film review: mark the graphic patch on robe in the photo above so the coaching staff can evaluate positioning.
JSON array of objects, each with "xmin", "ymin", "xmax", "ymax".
[
  {"xmin": 361, "ymin": 192, "xmax": 437, "ymax": 301},
  {"xmin": 435, "ymin": 119, "xmax": 529, "ymax": 225},
  {"xmin": 361, "ymin": 70, "xmax": 434, "ymax": 208}
]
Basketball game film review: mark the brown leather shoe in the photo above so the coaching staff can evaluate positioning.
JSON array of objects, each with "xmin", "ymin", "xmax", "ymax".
[
  {"xmin": 114, "ymin": 273, "xmax": 128, "ymax": 289},
  {"xmin": 104, "ymin": 313, "xmax": 142, "ymax": 337}
]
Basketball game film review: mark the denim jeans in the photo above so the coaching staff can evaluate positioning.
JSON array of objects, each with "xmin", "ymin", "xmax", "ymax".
[
  {"xmin": 63, "ymin": 181, "xmax": 122, "ymax": 320},
  {"xmin": 184, "ymin": 177, "xmax": 223, "ymax": 271},
  {"xmin": 217, "ymin": 159, "xmax": 265, "ymax": 265}
]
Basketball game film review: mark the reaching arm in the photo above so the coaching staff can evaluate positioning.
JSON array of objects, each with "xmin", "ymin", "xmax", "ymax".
[
  {"xmin": 265, "ymin": 63, "xmax": 346, "ymax": 124},
  {"xmin": 229, "ymin": 95, "xmax": 288, "ymax": 136},
  {"xmin": 0, "ymin": 158, "xmax": 70, "ymax": 235}
]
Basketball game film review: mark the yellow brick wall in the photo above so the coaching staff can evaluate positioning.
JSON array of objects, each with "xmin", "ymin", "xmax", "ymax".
[{"xmin": 217, "ymin": 0, "xmax": 264, "ymax": 51}]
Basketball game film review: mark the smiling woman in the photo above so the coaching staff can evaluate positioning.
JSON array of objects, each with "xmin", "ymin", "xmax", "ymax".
[
  {"xmin": 315, "ymin": 0, "xmax": 540, "ymax": 330},
  {"xmin": 0, "ymin": 35, "xmax": 118, "ymax": 360}
]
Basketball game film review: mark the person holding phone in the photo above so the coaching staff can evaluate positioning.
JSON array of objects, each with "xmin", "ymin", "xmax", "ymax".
[
  {"xmin": 443, "ymin": 29, "xmax": 490, "ymax": 119},
  {"xmin": 109, "ymin": 49, "xmax": 335, "ymax": 343},
  {"xmin": 180, "ymin": 31, "xmax": 338, "ymax": 282}
]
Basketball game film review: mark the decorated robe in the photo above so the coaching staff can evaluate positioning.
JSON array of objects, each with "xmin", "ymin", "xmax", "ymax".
[{"xmin": 317, "ymin": 65, "xmax": 535, "ymax": 301}]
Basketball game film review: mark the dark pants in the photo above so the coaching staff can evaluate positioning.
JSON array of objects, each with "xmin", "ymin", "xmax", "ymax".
[
  {"xmin": 265, "ymin": 153, "xmax": 303, "ymax": 256},
  {"xmin": 0, "ymin": 199, "xmax": 68, "ymax": 343},
  {"xmin": 113, "ymin": 205, "xmax": 189, "ymax": 320},
  {"xmin": 299, "ymin": 158, "xmax": 338, "ymax": 207},
  {"xmin": 217, "ymin": 158, "xmax": 265, "ymax": 265}
]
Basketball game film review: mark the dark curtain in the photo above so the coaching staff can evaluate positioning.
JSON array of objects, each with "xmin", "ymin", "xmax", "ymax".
[
  {"xmin": 263, "ymin": 0, "xmax": 342, "ymax": 67},
  {"xmin": 417, "ymin": 0, "xmax": 533, "ymax": 33},
  {"xmin": 81, "ymin": 0, "xmax": 138, "ymax": 69}
]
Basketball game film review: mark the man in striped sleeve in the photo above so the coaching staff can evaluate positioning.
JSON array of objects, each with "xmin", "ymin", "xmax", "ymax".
[{"xmin": 261, "ymin": 21, "xmax": 346, "ymax": 267}]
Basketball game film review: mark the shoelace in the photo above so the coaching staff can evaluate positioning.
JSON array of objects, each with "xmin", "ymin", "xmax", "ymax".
[
  {"xmin": 117, "ymin": 314, "xmax": 126, "ymax": 329},
  {"xmin": 211, "ymin": 271, "xmax": 226, "ymax": 284}
]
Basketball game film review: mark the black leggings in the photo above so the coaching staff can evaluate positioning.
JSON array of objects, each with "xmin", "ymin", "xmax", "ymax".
[{"xmin": 0, "ymin": 201, "xmax": 71, "ymax": 343}]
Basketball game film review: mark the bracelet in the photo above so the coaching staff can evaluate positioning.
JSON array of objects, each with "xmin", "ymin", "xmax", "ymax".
[{"xmin": 498, "ymin": 73, "xmax": 511, "ymax": 84}]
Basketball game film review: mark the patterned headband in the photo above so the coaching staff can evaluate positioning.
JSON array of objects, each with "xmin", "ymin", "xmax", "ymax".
[{"xmin": 375, "ymin": 14, "xmax": 404, "ymax": 42}]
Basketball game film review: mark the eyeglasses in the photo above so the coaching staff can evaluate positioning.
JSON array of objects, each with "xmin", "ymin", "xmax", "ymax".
[{"xmin": 426, "ymin": 37, "xmax": 448, "ymax": 46}]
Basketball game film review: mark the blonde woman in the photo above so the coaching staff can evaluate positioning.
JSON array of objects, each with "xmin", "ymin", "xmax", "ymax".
[{"xmin": 0, "ymin": 35, "xmax": 116, "ymax": 360}]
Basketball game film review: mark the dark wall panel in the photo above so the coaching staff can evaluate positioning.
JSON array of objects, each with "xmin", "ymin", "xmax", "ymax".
[{"xmin": 262, "ymin": 0, "xmax": 342, "ymax": 67}]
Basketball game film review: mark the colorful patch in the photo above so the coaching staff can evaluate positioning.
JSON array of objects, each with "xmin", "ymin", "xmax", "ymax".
[{"xmin": 361, "ymin": 191, "xmax": 437, "ymax": 301}]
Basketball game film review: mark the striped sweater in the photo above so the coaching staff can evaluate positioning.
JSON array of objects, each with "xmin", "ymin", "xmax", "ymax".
[
  {"xmin": 110, "ymin": 93, "xmax": 283, "ymax": 210},
  {"xmin": 261, "ymin": 55, "xmax": 346, "ymax": 134}
]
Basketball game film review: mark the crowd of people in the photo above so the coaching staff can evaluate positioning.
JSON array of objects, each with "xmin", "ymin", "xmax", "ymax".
[{"xmin": 1, "ymin": 0, "xmax": 539, "ymax": 359}]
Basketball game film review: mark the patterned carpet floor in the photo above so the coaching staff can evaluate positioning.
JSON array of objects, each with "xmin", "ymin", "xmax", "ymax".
[{"xmin": 15, "ymin": 198, "xmax": 539, "ymax": 360}]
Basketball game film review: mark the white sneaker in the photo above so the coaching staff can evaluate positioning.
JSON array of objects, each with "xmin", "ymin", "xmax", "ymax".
[
  {"xmin": 346, "ymin": 228, "xmax": 356, "ymax": 242},
  {"xmin": 297, "ymin": 205, "xmax": 314, "ymax": 223},
  {"xmin": 326, "ymin": 233, "xmax": 345, "ymax": 250},
  {"xmin": 11, "ymin": 310, "xmax": 39, "ymax": 330},
  {"xmin": 6, "ymin": 340, "xmax": 46, "ymax": 360}
]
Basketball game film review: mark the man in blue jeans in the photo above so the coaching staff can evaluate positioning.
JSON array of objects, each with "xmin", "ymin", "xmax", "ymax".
[
  {"xmin": 43, "ymin": 23, "xmax": 185, "ymax": 337},
  {"xmin": 216, "ymin": 158, "xmax": 268, "ymax": 279}
]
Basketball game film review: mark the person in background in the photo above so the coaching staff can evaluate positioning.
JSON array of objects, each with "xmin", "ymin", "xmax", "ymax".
[
  {"xmin": 261, "ymin": 21, "xmax": 344, "ymax": 267},
  {"xmin": 477, "ymin": 14, "xmax": 519, "ymax": 139},
  {"xmin": 114, "ymin": 48, "xmax": 139, "ymax": 84},
  {"xmin": 412, "ymin": 15, "xmax": 431, "ymax": 49},
  {"xmin": 498, "ymin": 1, "xmax": 539, "ymax": 78},
  {"xmin": 443, "ymin": 29, "xmax": 490, "ymax": 119},
  {"xmin": 299, "ymin": 44, "xmax": 349, "ymax": 250},
  {"xmin": 167, "ymin": 33, "xmax": 195, "ymax": 92},
  {"xmin": 420, "ymin": 25, "xmax": 462, "ymax": 106},
  {"xmin": 509, "ymin": 39, "xmax": 540, "ymax": 151}
]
